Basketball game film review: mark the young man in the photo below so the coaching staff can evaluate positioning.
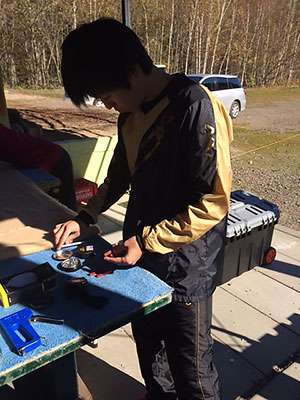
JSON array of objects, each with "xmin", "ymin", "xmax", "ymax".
[{"xmin": 54, "ymin": 18, "xmax": 233, "ymax": 400}]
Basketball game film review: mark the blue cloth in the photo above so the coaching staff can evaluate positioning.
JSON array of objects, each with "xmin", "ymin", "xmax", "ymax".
[
  {"xmin": 19, "ymin": 168, "xmax": 60, "ymax": 191},
  {"xmin": 0, "ymin": 235, "xmax": 172, "ymax": 375}
]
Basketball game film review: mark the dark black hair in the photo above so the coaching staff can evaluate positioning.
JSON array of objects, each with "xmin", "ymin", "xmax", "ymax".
[{"xmin": 61, "ymin": 18, "xmax": 153, "ymax": 106}]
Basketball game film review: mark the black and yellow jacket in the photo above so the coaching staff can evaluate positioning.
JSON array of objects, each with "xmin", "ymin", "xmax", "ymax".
[{"xmin": 78, "ymin": 73, "xmax": 233, "ymax": 301}]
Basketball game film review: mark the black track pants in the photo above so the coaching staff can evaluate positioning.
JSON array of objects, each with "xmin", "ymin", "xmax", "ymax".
[{"xmin": 132, "ymin": 298, "xmax": 221, "ymax": 400}]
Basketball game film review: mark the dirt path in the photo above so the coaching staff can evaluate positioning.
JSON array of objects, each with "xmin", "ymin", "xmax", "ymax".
[
  {"xmin": 16, "ymin": 107, "xmax": 118, "ymax": 140},
  {"xmin": 5, "ymin": 90, "xmax": 118, "ymax": 140}
]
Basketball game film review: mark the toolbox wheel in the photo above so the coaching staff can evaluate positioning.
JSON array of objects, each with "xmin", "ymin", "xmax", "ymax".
[{"xmin": 263, "ymin": 247, "xmax": 277, "ymax": 265}]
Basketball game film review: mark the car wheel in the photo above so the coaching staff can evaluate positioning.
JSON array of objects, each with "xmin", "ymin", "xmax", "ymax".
[
  {"xmin": 229, "ymin": 101, "xmax": 240, "ymax": 119},
  {"xmin": 93, "ymin": 98, "xmax": 104, "ymax": 107}
]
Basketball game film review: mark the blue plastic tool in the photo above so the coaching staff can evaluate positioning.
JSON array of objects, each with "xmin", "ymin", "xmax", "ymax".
[{"xmin": 0, "ymin": 308, "xmax": 41, "ymax": 356}]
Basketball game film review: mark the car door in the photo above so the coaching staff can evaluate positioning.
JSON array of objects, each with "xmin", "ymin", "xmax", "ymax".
[
  {"xmin": 211, "ymin": 77, "xmax": 232, "ymax": 112},
  {"xmin": 201, "ymin": 77, "xmax": 230, "ymax": 113},
  {"xmin": 200, "ymin": 77, "xmax": 217, "ymax": 92}
]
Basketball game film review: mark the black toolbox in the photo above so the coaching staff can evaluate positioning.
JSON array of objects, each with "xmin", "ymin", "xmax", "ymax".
[{"xmin": 220, "ymin": 190, "xmax": 280, "ymax": 285}]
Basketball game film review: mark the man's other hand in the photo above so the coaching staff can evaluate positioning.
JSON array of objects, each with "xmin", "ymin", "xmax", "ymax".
[{"xmin": 104, "ymin": 236, "xmax": 142, "ymax": 266}]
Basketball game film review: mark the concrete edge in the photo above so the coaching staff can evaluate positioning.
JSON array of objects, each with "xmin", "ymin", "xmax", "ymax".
[{"xmin": 275, "ymin": 224, "xmax": 300, "ymax": 239}]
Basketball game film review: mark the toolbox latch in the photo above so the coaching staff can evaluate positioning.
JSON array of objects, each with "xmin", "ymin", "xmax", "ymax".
[
  {"xmin": 262, "ymin": 211, "xmax": 275, "ymax": 226},
  {"xmin": 234, "ymin": 221, "xmax": 248, "ymax": 237}
]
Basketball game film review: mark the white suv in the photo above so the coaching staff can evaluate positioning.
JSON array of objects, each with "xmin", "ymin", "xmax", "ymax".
[
  {"xmin": 63, "ymin": 92, "xmax": 104, "ymax": 107},
  {"xmin": 187, "ymin": 74, "xmax": 246, "ymax": 118}
]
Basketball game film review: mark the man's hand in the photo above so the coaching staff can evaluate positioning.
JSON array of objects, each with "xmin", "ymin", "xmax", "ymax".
[
  {"xmin": 53, "ymin": 220, "xmax": 82, "ymax": 250},
  {"xmin": 104, "ymin": 236, "xmax": 142, "ymax": 266}
]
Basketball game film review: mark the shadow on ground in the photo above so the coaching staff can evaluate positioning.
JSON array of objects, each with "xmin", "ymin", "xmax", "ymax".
[{"xmin": 76, "ymin": 348, "xmax": 146, "ymax": 400}]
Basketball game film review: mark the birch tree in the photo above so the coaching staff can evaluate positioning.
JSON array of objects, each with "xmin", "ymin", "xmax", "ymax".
[
  {"xmin": 210, "ymin": 0, "xmax": 232, "ymax": 74},
  {"xmin": 184, "ymin": 0, "xmax": 199, "ymax": 73},
  {"xmin": 167, "ymin": 0, "xmax": 175, "ymax": 70},
  {"xmin": 202, "ymin": 0, "xmax": 213, "ymax": 73}
]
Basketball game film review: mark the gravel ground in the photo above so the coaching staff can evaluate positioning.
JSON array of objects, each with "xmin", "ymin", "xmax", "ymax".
[
  {"xmin": 231, "ymin": 161, "xmax": 300, "ymax": 232},
  {"xmin": 232, "ymin": 99, "xmax": 300, "ymax": 232}
]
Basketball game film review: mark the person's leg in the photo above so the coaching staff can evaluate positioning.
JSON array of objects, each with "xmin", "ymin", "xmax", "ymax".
[
  {"xmin": 48, "ymin": 149, "xmax": 77, "ymax": 211},
  {"xmin": 164, "ymin": 299, "xmax": 221, "ymax": 400},
  {"xmin": 132, "ymin": 305, "xmax": 178, "ymax": 400}
]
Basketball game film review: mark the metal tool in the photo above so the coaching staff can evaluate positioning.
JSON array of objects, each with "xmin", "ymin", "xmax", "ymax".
[
  {"xmin": 0, "ymin": 308, "xmax": 40, "ymax": 356},
  {"xmin": 60, "ymin": 241, "xmax": 84, "ymax": 249},
  {"xmin": 29, "ymin": 315, "xmax": 64, "ymax": 325},
  {"xmin": 0, "ymin": 308, "xmax": 64, "ymax": 356},
  {"xmin": 52, "ymin": 249, "xmax": 73, "ymax": 261}
]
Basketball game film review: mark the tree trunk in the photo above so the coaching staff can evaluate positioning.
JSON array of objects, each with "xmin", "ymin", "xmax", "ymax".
[
  {"xmin": 202, "ymin": 0, "xmax": 213, "ymax": 73},
  {"xmin": 240, "ymin": 3, "xmax": 250, "ymax": 85},
  {"xmin": 159, "ymin": 22, "xmax": 164, "ymax": 65},
  {"xmin": 224, "ymin": 0, "xmax": 236, "ymax": 74},
  {"xmin": 185, "ymin": 0, "xmax": 199, "ymax": 74},
  {"xmin": 72, "ymin": 0, "xmax": 77, "ymax": 30},
  {"xmin": 210, "ymin": 0, "xmax": 232, "ymax": 74},
  {"xmin": 196, "ymin": 13, "xmax": 204, "ymax": 73},
  {"xmin": 278, "ymin": 0, "xmax": 296, "ymax": 83},
  {"xmin": 142, "ymin": 3, "xmax": 150, "ymax": 54},
  {"xmin": 167, "ymin": 0, "xmax": 175, "ymax": 71},
  {"xmin": 288, "ymin": 30, "xmax": 300, "ymax": 83}
]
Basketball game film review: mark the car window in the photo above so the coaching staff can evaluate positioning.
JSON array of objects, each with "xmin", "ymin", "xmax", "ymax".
[
  {"xmin": 201, "ymin": 77, "xmax": 218, "ymax": 91},
  {"xmin": 189, "ymin": 76, "xmax": 201, "ymax": 84},
  {"xmin": 229, "ymin": 78, "xmax": 242, "ymax": 89},
  {"xmin": 216, "ymin": 77, "xmax": 229, "ymax": 90}
]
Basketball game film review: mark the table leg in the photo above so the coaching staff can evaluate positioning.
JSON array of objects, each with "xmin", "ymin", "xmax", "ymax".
[
  {"xmin": 10, "ymin": 352, "xmax": 79, "ymax": 400},
  {"xmin": 45, "ymin": 352, "xmax": 79, "ymax": 400}
]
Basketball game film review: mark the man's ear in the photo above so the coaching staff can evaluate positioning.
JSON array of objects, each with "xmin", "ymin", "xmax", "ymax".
[{"xmin": 130, "ymin": 64, "xmax": 142, "ymax": 78}]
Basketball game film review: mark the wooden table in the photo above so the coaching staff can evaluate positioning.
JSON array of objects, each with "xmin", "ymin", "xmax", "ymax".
[{"xmin": 0, "ymin": 235, "xmax": 172, "ymax": 399}]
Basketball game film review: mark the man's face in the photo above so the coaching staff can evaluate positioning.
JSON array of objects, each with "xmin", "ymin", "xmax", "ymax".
[
  {"xmin": 98, "ymin": 86, "xmax": 140, "ymax": 113},
  {"xmin": 96, "ymin": 65, "xmax": 147, "ymax": 113}
]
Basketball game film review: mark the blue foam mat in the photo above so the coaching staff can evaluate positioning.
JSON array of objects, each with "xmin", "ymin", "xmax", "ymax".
[{"xmin": 0, "ymin": 235, "xmax": 172, "ymax": 375}]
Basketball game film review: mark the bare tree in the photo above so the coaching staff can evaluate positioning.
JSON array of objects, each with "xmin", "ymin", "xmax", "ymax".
[
  {"xmin": 167, "ymin": 0, "xmax": 175, "ymax": 71},
  {"xmin": 288, "ymin": 28, "xmax": 300, "ymax": 83},
  {"xmin": 195, "ymin": 12, "xmax": 204, "ymax": 73},
  {"xmin": 202, "ymin": 0, "xmax": 213, "ymax": 73},
  {"xmin": 223, "ymin": 0, "xmax": 237, "ymax": 74},
  {"xmin": 210, "ymin": 0, "xmax": 232, "ymax": 74}
]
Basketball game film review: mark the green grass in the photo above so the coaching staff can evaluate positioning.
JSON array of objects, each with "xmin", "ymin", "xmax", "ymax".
[
  {"xmin": 245, "ymin": 85, "xmax": 300, "ymax": 104},
  {"xmin": 232, "ymin": 126, "xmax": 300, "ymax": 174},
  {"xmin": 232, "ymin": 85, "xmax": 300, "ymax": 175}
]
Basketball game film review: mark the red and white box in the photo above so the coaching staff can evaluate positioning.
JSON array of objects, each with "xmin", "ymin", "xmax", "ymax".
[{"xmin": 74, "ymin": 178, "xmax": 98, "ymax": 204}]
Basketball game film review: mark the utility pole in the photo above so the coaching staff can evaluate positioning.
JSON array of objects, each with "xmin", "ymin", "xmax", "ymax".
[{"xmin": 122, "ymin": 0, "xmax": 131, "ymax": 27}]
